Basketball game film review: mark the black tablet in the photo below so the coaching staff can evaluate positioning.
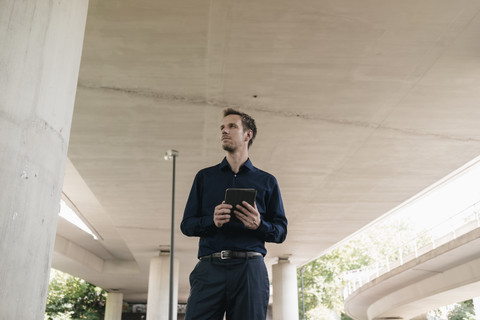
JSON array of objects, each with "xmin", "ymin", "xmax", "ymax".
[{"xmin": 224, "ymin": 188, "xmax": 257, "ymax": 210}]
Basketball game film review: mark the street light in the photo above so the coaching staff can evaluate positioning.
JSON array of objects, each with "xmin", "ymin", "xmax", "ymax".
[{"xmin": 164, "ymin": 149, "xmax": 179, "ymax": 320}]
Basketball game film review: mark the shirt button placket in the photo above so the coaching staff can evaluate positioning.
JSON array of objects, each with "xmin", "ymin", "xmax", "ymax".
[{"xmin": 232, "ymin": 173, "xmax": 237, "ymax": 187}]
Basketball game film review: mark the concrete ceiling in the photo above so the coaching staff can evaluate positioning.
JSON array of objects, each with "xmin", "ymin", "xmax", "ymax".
[{"xmin": 56, "ymin": 0, "xmax": 480, "ymax": 303}]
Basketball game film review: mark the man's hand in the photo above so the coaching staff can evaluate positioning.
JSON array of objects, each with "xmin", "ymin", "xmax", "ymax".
[
  {"xmin": 213, "ymin": 201, "xmax": 232, "ymax": 228},
  {"xmin": 234, "ymin": 201, "xmax": 261, "ymax": 230}
]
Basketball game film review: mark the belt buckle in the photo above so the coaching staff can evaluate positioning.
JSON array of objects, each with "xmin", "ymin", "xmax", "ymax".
[{"xmin": 220, "ymin": 250, "xmax": 231, "ymax": 259}]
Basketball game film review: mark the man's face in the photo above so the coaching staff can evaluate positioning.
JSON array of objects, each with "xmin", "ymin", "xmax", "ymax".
[{"xmin": 220, "ymin": 114, "xmax": 250, "ymax": 152}]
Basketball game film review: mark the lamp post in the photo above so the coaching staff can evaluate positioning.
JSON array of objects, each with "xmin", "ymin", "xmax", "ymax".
[{"xmin": 164, "ymin": 149, "xmax": 179, "ymax": 320}]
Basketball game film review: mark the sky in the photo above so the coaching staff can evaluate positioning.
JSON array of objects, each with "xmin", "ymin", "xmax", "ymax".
[
  {"xmin": 59, "ymin": 200, "xmax": 98, "ymax": 240},
  {"xmin": 391, "ymin": 155, "xmax": 480, "ymax": 232}
]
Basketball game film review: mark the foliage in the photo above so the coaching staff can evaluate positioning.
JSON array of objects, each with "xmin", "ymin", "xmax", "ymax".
[
  {"xmin": 297, "ymin": 217, "xmax": 430, "ymax": 319},
  {"xmin": 447, "ymin": 300, "xmax": 475, "ymax": 320},
  {"xmin": 298, "ymin": 243, "xmax": 372, "ymax": 319},
  {"xmin": 45, "ymin": 269, "xmax": 107, "ymax": 320},
  {"xmin": 340, "ymin": 313, "xmax": 353, "ymax": 320}
]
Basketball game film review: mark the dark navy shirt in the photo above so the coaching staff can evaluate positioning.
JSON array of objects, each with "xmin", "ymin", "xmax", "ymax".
[{"xmin": 181, "ymin": 157, "xmax": 288, "ymax": 258}]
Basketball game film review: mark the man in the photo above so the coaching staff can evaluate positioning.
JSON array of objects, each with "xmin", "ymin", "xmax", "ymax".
[{"xmin": 180, "ymin": 108, "xmax": 288, "ymax": 320}]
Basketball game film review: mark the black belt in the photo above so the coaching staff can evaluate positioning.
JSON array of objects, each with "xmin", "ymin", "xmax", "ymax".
[{"xmin": 200, "ymin": 250, "xmax": 263, "ymax": 260}]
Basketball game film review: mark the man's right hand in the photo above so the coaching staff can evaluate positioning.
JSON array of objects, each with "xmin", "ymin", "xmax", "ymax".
[{"xmin": 213, "ymin": 201, "xmax": 232, "ymax": 227}]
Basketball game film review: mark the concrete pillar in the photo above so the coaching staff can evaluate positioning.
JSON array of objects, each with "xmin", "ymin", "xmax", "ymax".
[
  {"xmin": 104, "ymin": 292, "xmax": 124, "ymax": 320},
  {"xmin": 147, "ymin": 254, "xmax": 179, "ymax": 320},
  {"xmin": 272, "ymin": 258, "xmax": 299, "ymax": 320},
  {"xmin": 0, "ymin": 0, "xmax": 88, "ymax": 319}
]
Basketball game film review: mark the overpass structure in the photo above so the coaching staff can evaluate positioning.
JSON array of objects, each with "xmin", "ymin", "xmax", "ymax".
[
  {"xmin": 3, "ymin": 0, "xmax": 480, "ymax": 319},
  {"xmin": 344, "ymin": 205, "xmax": 480, "ymax": 319}
]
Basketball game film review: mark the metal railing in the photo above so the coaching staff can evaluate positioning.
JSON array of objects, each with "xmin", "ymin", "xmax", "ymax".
[{"xmin": 343, "ymin": 200, "xmax": 480, "ymax": 299}]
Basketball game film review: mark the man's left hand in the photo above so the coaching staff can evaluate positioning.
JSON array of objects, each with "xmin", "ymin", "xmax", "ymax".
[{"xmin": 234, "ymin": 201, "xmax": 261, "ymax": 230}]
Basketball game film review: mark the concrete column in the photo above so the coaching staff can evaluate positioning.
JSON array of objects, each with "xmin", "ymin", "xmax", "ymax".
[
  {"xmin": 272, "ymin": 258, "xmax": 299, "ymax": 320},
  {"xmin": 147, "ymin": 254, "xmax": 179, "ymax": 320},
  {"xmin": 0, "ymin": 1, "xmax": 88, "ymax": 319},
  {"xmin": 104, "ymin": 292, "xmax": 124, "ymax": 320}
]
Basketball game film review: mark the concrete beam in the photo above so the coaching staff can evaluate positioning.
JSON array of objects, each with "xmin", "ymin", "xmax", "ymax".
[{"xmin": 345, "ymin": 227, "xmax": 480, "ymax": 320}]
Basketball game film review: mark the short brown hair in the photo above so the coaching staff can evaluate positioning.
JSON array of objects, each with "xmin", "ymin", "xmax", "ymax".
[{"xmin": 223, "ymin": 108, "xmax": 257, "ymax": 148}]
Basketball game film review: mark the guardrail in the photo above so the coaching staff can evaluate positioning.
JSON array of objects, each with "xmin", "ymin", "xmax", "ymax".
[{"xmin": 343, "ymin": 200, "xmax": 480, "ymax": 300}]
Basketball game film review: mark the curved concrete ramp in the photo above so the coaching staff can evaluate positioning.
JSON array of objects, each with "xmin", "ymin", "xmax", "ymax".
[{"xmin": 344, "ymin": 226, "xmax": 480, "ymax": 320}]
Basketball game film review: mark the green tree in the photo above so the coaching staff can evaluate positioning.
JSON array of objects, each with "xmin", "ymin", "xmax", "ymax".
[
  {"xmin": 447, "ymin": 300, "xmax": 475, "ymax": 320},
  {"xmin": 298, "ymin": 241, "xmax": 373, "ymax": 319},
  {"xmin": 45, "ymin": 269, "xmax": 107, "ymax": 320},
  {"xmin": 298, "ymin": 217, "xmax": 426, "ymax": 319}
]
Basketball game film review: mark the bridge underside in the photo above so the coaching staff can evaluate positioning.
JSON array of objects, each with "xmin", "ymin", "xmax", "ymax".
[{"xmin": 345, "ymin": 227, "xmax": 480, "ymax": 320}]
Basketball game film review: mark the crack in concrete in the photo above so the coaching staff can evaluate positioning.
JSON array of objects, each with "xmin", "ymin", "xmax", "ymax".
[
  {"xmin": 30, "ymin": 118, "xmax": 67, "ymax": 151},
  {"xmin": 78, "ymin": 82, "xmax": 207, "ymax": 105},
  {"xmin": 247, "ymin": 106, "xmax": 480, "ymax": 143},
  {"xmin": 77, "ymin": 83, "xmax": 480, "ymax": 143},
  {"xmin": 0, "ymin": 111, "xmax": 67, "ymax": 149}
]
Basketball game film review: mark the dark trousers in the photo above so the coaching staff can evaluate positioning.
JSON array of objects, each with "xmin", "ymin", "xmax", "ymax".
[{"xmin": 185, "ymin": 256, "xmax": 269, "ymax": 320}]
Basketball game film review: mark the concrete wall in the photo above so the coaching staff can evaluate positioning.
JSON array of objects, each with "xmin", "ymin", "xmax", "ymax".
[{"xmin": 0, "ymin": 0, "xmax": 88, "ymax": 318}]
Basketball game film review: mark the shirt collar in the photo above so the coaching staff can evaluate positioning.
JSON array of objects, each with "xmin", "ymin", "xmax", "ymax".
[{"xmin": 220, "ymin": 157, "xmax": 255, "ymax": 173}]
